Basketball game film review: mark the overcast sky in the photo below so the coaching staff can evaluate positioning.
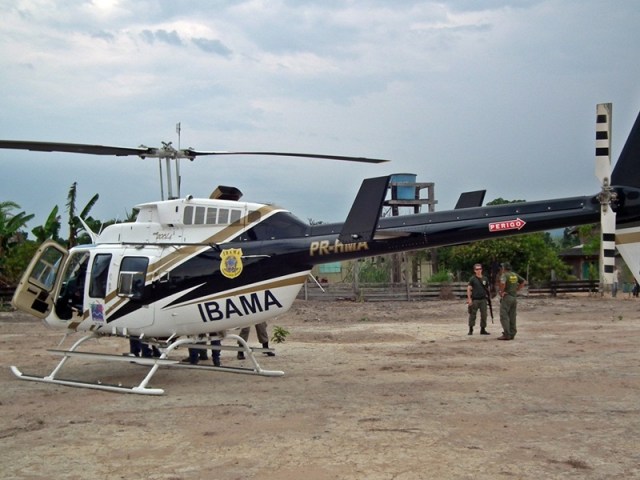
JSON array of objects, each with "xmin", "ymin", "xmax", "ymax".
[{"xmin": 1, "ymin": 0, "xmax": 639, "ymax": 232}]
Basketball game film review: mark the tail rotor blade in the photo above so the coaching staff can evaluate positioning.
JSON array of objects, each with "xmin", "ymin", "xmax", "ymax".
[
  {"xmin": 595, "ymin": 103, "xmax": 612, "ymax": 186},
  {"xmin": 601, "ymin": 210, "xmax": 616, "ymax": 285}
]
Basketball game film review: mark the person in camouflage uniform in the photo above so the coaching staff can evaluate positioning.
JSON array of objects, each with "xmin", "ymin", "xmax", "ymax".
[
  {"xmin": 466, "ymin": 263, "xmax": 490, "ymax": 335},
  {"xmin": 498, "ymin": 262, "xmax": 526, "ymax": 340}
]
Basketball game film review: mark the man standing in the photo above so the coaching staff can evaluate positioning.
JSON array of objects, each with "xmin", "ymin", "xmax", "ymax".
[
  {"xmin": 237, "ymin": 322, "xmax": 276, "ymax": 360},
  {"xmin": 612, "ymin": 266, "xmax": 620, "ymax": 297},
  {"xmin": 498, "ymin": 262, "xmax": 526, "ymax": 340},
  {"xmin": 466, "ymin": 263, "xmax": 490, "ymax": 335}
]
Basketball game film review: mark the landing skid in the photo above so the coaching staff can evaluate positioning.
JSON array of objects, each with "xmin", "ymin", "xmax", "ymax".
[
  {"xmin": 10, "ymin": 333, "xmax": 283, "ymax": 395},
  {"xmin": 171, "ymin": 334, "xmax": 284, "ymax": 377},
  {"xmin": 10, "ymin": 365, "xmax": 167, "ymax": 395}
]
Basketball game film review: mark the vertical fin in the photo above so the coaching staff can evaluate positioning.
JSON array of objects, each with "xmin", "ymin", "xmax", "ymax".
[
  {"xmin": 454, "ymin": 190, "xmax": 486, "ymax": 209},
  {"xmin": 339, "ymin": 176, "xmax": 390, "ymax": 244},
  {"xmin": 611, "ymin": 110, "xmax": 640, "ymax": 187}
]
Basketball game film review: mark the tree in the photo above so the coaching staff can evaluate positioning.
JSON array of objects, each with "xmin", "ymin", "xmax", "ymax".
[
  {"xmin": 66, "ymin": 182, "xmax": 99, "ymax": 247},
  {"xmin": 66, "ymin": 182, "xmax": 77, "ymax": 246},
  {"xmin": 31, "ymin": 206, "xmax": 61, "ymax": 244},
  {"xmin": 1, "ymin": 241, "xmax": 39, "ymax": 285},
  {"xmin": 438, "ymin": 233, "xmax": 570, "ymax": 285},
  {"xmin": 436, "ymin": 198, "xmax": 570, "ymax": 285},
  {"xmin": 577, "ymin": 224, "xmax": 600, "ymax": 256},
  {"xmin": 0, "ymin": 201, "xmax": 34, "ymax": 259},
  {"xmin": 559, "ymin": 226, "xmax": 581, "ymax": 249},
  {"xmin": 0, "ymin": 201, "xmax": 36, "ymax": 286}
]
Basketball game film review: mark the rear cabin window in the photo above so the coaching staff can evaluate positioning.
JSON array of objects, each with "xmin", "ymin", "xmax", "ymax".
[
  {"xmin": 183, "ymin": 205, "xmax": 194, "ymax": 224},
  {"xmin": 218, "ymin": 208, "xmax": 229, "ymax": 224},
  {"xmin": 183, "ymin": 205, "xmax": 241, "ymax": 225},
  {"xmin": 118, "ymin": 257, "xmax": 149, "ymax": 300},
  {"xmin": 194, "ymin": 206, "xmax": 205, "ymax": 224},
  {"xmin": 230, "ymin": 209, "xmax": 241, "ymax": 223}
]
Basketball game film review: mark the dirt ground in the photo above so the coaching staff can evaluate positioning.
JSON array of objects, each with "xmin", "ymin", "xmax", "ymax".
[{"xmin": 0, "ymin": 295, "xmax": 639, "ymax": 480}]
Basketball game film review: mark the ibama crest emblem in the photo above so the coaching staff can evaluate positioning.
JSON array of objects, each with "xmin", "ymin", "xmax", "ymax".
[{"xmin": 220, "ymin": 248, "xmax": 243, "ymax": 279}]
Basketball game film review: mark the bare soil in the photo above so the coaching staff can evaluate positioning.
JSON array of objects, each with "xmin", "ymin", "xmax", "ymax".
[{"xmin": 1, "ymin": 295, "xmax": 639, "ymax": 480}]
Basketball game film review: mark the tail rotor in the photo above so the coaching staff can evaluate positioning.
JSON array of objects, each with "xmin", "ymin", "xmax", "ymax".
[{"xmin": 595, "ymin": 103, "xmax": 617, "ymax": 290}]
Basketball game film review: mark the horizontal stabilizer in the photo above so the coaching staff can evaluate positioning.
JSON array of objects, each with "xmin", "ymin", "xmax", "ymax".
[
  {"xmin": 454, "ymin": 190, "xmax": 486, "ymax": 209},
  {"xmin": 339, "ymin": 176, "xmax": 390, "ymax": 244}
]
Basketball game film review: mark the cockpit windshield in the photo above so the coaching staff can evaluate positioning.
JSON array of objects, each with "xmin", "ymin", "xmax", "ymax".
[{"xmin": 235, "ymin": 212, "xmax": 309, "ymax": 241}]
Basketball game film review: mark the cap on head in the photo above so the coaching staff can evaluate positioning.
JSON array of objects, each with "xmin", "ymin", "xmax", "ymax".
[{"xmin": 501, "ymin": 262, "xmax": 512, "ymax": 270}]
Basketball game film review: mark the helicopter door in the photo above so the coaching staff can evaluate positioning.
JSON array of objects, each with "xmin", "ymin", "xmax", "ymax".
[{"xmin": 12, "ymin": 240, "xmax": 68, "ymax": 319}]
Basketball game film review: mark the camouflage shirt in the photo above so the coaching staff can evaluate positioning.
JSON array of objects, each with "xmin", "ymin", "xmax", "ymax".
[
  {"xmin": 468, "ymin": 275, "xmax": 489, "ymax": 299},
  {"xmin": 501, "ymin": 271, "xmax": 525, "ymax": 297}
]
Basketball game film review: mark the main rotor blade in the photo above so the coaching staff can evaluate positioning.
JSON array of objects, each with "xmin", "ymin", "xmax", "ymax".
[
  {"xmin": 0, "ymin": 140, "xmax": 391, "ymax": 163},
  {"xmin": 0, "ymin": 140, "xmax": 150, "ymax": 157},
  {"xmin": 185, "ymin": 150, "xmax": 390, "ymax": 164}
]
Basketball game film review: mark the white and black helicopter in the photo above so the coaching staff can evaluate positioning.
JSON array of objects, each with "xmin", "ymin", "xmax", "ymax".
[{"xmin": 2, "ymin": 103, "xmax": 640, "ymax": 395}]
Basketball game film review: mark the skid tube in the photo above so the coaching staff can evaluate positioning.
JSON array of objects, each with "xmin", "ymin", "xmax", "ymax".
[
  {"xmin": 10, "ymin": 333, "xmax": 283, "ymax": 395},
  {"xmin": 168, "ymin": 334, "xmax": 284, "ymax": 377}
]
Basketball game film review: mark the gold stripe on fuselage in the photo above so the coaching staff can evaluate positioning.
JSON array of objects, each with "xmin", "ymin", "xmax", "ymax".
[
  {"xmin": 98, "ymin": 204, "xmax": 280, "ymax": 321},
  {"xmin": 164, "ymin": 273, "xmax": 309, "ymax": 309},
  {"xmin": 147, "ymin": 204, "xmax": 278, "ymax": 277}
]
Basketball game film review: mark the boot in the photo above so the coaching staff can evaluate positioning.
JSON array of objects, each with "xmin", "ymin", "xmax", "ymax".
[
  {"xmin": 262, "ymin": 342, "xmax": 276, "ymax": 356},
  {"xmin": 237, "ymin": 341, "xmax": 246, "ymax": 360},
  {"xmin": 480, "ymin": 328, "xmax": 490, "ymax": 335},
  {"xmin": 468, "ymin": 327, "xmax": 473, "ymax": 335}
]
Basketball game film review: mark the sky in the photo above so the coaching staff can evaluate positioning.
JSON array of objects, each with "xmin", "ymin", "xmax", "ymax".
[{"xmin": 1, "ymin": 0, "xmax": 639, "ymax": 233}]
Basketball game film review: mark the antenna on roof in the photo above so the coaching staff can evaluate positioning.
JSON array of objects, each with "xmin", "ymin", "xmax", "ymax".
[{"xmin": 176, "ymin": 122, "xmax": 182, "ymax": 199}]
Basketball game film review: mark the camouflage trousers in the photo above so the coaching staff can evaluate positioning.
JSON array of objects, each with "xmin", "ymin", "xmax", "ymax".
[
  {"xmin": 468, "ymin": 298, "xmax": 488, "ymax": 329},
  {"xmin": 499, "ymin": 295, "xmax": 518, "ymax": 339}
]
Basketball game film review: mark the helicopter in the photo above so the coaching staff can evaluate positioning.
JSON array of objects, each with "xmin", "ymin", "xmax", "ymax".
[{"xmin": 2, "ymin": 103, "xmax": 640, "ymax": 395}]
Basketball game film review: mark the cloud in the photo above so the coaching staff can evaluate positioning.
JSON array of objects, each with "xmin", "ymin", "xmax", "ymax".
[
  {"xmin": 191, "ymin": 37, "xmax": 233, "ymax": 57},
  {"xmin": 91, "ymin": 30, "xmax": 116, "ymax": 42},
  {"xmin": 140, "ymin": 28, "xmax": 184, "ymax": 46}
]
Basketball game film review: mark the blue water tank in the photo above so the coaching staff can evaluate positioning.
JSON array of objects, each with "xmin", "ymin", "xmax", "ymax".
[{"xmin": 390, "ymin": 173, "xmax": 417, "ymax": 200}]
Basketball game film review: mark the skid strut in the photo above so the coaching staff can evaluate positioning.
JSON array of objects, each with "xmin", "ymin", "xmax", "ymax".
[{"xmin": 170, "ymin": 334, "xmax": 284, "ymax": 377}]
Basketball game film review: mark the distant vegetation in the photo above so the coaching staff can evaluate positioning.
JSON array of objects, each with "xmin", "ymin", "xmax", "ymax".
[{"xmin": 0, "ymin": 183, "xmax": 136, "ymax": 286}]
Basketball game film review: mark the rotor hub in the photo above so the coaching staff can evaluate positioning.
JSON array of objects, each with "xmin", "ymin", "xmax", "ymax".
[{"xmin": 598, "ymin": 185, "xmax": 619, "ymax": 213}]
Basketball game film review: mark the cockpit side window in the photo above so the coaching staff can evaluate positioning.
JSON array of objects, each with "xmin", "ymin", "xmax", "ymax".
[
  {"xmin": 54, "ymin": 250, "xmax": 90, "ymax": 320},
  {"xmin": 28, "ymin": 245, "xmax": 66, "ymax": 291},
  {"xmin": 89, "ymin": 254, "xmax": 112, "ymax": 298}
]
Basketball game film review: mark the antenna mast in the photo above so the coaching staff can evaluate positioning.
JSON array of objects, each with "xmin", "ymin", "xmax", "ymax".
[
  {"xmin": 155, "ymin": 124, "xmax": 184, "ymax": 201},
  {"xmin": 175, "ymin": 122, "xmax": 182, "ymax": 198}
]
